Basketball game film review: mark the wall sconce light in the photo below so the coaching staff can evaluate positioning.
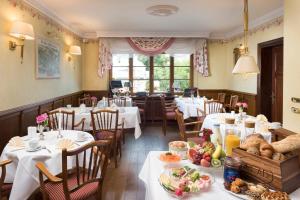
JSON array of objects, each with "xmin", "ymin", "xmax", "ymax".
[
  {"xmin": 9, "ymin": 21, "xmax": 35, "ymax": 64},
  {"xmin": 68, "ymin": 45, "xmax": 81, "ymax": 62}
]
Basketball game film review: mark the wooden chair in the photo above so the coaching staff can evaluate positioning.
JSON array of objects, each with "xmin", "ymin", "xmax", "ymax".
[
  {"xmin": 133, "ymin": 96, "xmax": 148, "ymax": 126},
  {"xmin": 0, "ymin": 160, "xmax": 12, "ymax": 200},
  {"xmin": 48, "ymin": 110, "xmax": 85, "ymax": 131},
  {"xmin": 217, "ymin": 93, "xmax": 226, "ymax": 104},
  {"xmin": 35, "ymin": 140, "xmax": 110, "ymax": 200},
  {"xmin": 78, "ymin": 97, "xmax": 92, "ymax": 107},
  {"xmin": 204, "ymin": 100, "xmax": 224, "ymax": 115},
  {"xmin": 225, "ymin": 95, "xmax": 239, "ymax": 112},
  {"xmin": 108, "ymin": 97, "xmax": 127, "ymax": 107},
  {"xmin": 90, "ymin": 109, "xmax": 123, "ymax": 168},
  {"xmin": 175, "ymin": 109, "xmax": 203, "ymax": 141},
  {"xmin": 160, "ymin": 97, "xmax": 177, "ymax": 136}
]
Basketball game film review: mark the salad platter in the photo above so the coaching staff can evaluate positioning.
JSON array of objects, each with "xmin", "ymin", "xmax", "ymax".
[{"xmin": 159, "ymin": 165, "xmax": 214, "ymax": 198}]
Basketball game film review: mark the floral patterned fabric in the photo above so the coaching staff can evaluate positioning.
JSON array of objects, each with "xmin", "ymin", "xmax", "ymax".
[
  {"xmin": 194, "ymin": 39, "xmax": 209, "ymax": 77},
  {"xmin": 127, "ymin": 37, "xmax": 175, "ymax": 56},
  {"xmin": 98, "ymin": 39, "xmax": 112, "ymax": 78}
]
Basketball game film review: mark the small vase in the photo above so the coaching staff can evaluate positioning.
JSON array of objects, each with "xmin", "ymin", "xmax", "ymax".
[
  {"xmin": 38, "ymin": 125, "xmax": 45, "ymax": 140},
  {"xmin": 238, "ymin": 107, "xmax": 243, "ymax": 121}
]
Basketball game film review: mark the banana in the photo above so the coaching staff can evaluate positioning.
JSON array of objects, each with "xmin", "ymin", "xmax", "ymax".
[{"xmin": 212, "ymin": 144, "xmax": 222, "ymax": 159}]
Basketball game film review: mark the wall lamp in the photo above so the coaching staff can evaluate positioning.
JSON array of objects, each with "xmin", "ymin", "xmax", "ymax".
[
  {"xmin": 68, "ymin": 45, "xmax": 81, "ymax": 62},
  {"xmin": 9, "ymin": 21, "xmax": 35, "ymax": 64}
]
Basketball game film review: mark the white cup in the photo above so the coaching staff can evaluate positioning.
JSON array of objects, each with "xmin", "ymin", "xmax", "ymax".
[
  {"xmin": 67, "ymin": 104, "xmax": 72, "ymax": 109},
  {"xmin": 77, "ymin": 132, "xmax": 86, "ymax": 141},
  {"xmin": 28, "ymin": 139, "xmax": 39, "ymax": 150},
  {"xmin": 231, "ymin": 111, "xmax": 235, "ymax": 115},
  {"xmin": 28, "ymin": 126, "xmax": 37, "ymax": 138}
]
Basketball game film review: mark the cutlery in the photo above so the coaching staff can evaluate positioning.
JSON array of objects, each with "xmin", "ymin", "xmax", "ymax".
[{"xmin": 42, "ymin": 146, "xmax": 52, "ymax": 153}]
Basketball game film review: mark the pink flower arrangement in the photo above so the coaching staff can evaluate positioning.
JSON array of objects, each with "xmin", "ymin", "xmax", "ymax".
[
  {"xmin": 236, "ymin": 102, "xmax": 248, "ymax": 109},
  {"xmin": 91, "ymin": 96, "xmax": 97, "ymax": 101},
  {"xmin": 36, "ymin": 113, "xmax": 48, "ymax": 126}
]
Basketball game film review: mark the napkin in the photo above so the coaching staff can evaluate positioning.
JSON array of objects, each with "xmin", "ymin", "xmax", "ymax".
[
  {"xmin": 57, "ymin": 139, "xmax": 75, "ymax": 150},
  {"xmin": 256, "ymin": 114, "xmax": 268, "ymax": 122},
  {"xmin": 8, "ymin": 136, "xmax": 25, "ymax": 148}
]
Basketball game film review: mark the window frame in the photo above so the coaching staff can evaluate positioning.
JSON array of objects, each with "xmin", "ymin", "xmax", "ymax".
[{"xmin": 110, "ymin": 54, "xmax": 194, "ymax": 95}]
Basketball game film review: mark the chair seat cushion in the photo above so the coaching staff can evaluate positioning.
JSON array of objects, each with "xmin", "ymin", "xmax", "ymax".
[
  {"xmin": 1, "ymin": 183, "xmax": 12, "ymax": 192},
  {"xmin": 44, "ymin": 173, "xmax": 99, "ymax": 200},
  {"xmin": 138, "ymin": 108, "xmax": 145, "ymax": 113},
  {"xmin": 95, "ymin": 130, "xmax": 122, "ymax": 140},
  {"xmin": 166, "ymin": 111, "xmax": 176, "ymax": 119}
]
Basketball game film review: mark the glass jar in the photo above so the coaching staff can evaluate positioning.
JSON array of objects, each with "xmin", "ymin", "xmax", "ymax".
[
  {"xmin": 223, "ymin": 156, "xmax": 242, "ymax": 184},
  {"xmin": 244, "ymin": 121, "xmax": 255, "ymax": 137},
  {"xmin": 224, "ymin": 118, "xmax": 240, "ymax": 156},
  {"xmin": 212, "ymin": 123, "xmax": 222, "ymax": 146}
]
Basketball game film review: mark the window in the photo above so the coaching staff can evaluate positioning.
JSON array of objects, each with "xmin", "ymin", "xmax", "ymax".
[
  {"xmin": 111, "ymin": 53, "xmax": 192, "ymax": 94},
  {"xmin": 174, "ymin": 54, "xmax": 191, "ymax": 93},
  {"xmin": 133, "ymin": 54, "xmax": 150, "ymax": 92},
  {"xmin": 112, "ymin": 54, "xmax": 129, "ymax": 86},
  {"xmin": 154, "ymin": 54, "xmax": 170, "ymax": 93}
]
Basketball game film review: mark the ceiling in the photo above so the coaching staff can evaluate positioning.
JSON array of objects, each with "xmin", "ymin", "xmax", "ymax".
[{"xmin": 24, "ymin": 0, "xmax": 283, "ymax": 39}]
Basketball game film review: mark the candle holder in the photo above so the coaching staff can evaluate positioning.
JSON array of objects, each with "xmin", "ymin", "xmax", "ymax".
[{"xmin": 38, "ymin": 125, "xmax": 45, "ymax": 140}]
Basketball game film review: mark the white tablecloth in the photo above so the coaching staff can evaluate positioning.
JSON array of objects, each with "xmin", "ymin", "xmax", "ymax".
[
  {"xmin": 175, "ymin": 97, "xmax": 221, "ymax": 119},
  {"xmin": 139, "ymin": 151, "xmax": 300, "ymax": 200},
  {"xmin": 0, "ymin": 130, "xmax": 94, "ymax": 200},
  {"xmin": 60, "ymin": 106, "xmax": 142, "ymax": 139},
  {"xmin": 202, "ymin": 113, "xmax": 272, "ymax": 143}
]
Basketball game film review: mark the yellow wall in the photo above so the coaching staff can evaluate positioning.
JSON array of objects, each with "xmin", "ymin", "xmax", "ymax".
[
  {"xmin": 283, "ymin": 0, "xmax": 300, "ymax": 132},
  {"xmin": 225, "ymin": 23, "xmax": 283, "ymax": 94},
  {"xmin": 194, "ymin": 42, "xmax": 228, "ymax": 89},
  {"xmin": 82, "ymin": 41, "xmax": 109, "ymax": 91},
  {"xmin": 0, "ymin": 0, "xmax": 82, "ymax": 111}
]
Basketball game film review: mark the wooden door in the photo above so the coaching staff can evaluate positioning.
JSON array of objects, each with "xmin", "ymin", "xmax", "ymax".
[{"xmin": 271, "ymin": 45, "xmax": 283, "ymax": 122}]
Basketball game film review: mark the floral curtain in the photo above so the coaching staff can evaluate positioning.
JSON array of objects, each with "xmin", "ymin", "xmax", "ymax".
[
  {"xmin": 127, "ymin": 37, "xmax": 175, "ymax": 56},
  {"xmin": 194, "ymin": 39, "xmax": 209, "ymax": 77},
  {"xmin": 98, "ymin": 39, "xmax": 112, "ymax": 78}
]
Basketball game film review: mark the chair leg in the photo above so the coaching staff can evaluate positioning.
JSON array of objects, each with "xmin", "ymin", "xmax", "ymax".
[
  {"xmin": 122, "ymin": 131, "xmax": 125, "ymax": 144},
  {"xmin": 162, "ymin": 119, "xmax": 167, "ymax": 136},
  {"xmin": 114, "ymin": 142, "xmax": 118, "ymax": 168},
  {"xmin": 119, "ymin": 140, "xmax": 122, "ymax": 158}
]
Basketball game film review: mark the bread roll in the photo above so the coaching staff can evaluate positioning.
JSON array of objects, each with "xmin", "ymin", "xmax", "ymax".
[
  {"xmin": 260, "ymin": 142, "xmax": 274, "ymax": 158},
  {"xmin": 271, "ymin": 134, "xmax": 300, "ymax": 153},
  {"xmin": 240, "ymin": 134, "xmax": 265, "ymax": 150}
]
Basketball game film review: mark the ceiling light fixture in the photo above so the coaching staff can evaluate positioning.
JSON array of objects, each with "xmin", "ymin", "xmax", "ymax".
[
  {"xmin": 232, "ymin": 0, "xmax": 260, "ymax": 75},
  {"xmin": 147, "ymin": 5, "xmax": 179, "ymax": 17}
]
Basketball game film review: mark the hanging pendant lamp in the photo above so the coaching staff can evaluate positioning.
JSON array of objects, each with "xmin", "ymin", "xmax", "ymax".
[{"xmin": 232, "ymin": 0, "xmax": 260, "ymax": 75}]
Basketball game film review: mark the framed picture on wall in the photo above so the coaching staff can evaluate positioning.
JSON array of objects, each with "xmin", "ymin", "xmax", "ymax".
[{"xmin": 36, "ymin": 37, "xmax": 61, "ymax": 79}]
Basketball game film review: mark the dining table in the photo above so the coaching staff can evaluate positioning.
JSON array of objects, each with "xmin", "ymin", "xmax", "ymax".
[
  {"xmin": 201, "ymin": 113, "xmax": 273, "ymax": 143},
  {"xmin": 0, "ymin": 130, "xmax": 94, "ymax": 200},
  {"xmin": 175, "ymin": 97, "xmax": 221, "ymax": 119},
  {"xmin": 139, "ymin": 151, "xmax": 300, "ymax": 200},
  {"xmin": 59, "ymin": 106, "xmax": 142, "ymax": 139}
]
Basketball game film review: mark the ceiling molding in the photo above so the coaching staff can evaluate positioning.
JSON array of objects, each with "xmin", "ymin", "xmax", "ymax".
[
  {"xmin": 96, "ymin": 31, "xmax": 211, "ymax": 38},
  {"xmin": 24, "ymin": 0, "xmax": 84, "ymax": 37}
]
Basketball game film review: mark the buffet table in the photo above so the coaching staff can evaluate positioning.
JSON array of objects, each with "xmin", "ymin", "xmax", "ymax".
[
  {"xmin": 139, "ymin": 151, "xmax": 300, "ymax": 200},
  {"xmin": 0, "ymin": 130, "xmax": 94, "ymax": 200},
  {"xmin": 59, "ymin": 106, "xmax": 142, "ymax": 139}
]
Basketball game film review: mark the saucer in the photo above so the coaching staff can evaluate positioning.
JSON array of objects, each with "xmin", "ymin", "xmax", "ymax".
[{"xmin": 26, "ymin": 145, "xmax": 42, "ymax": 152}]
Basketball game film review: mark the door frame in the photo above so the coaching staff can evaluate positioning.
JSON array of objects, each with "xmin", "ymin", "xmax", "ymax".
[{"xmin": 256, "ymin": 37, "xmax": 283, "ymax": 115}]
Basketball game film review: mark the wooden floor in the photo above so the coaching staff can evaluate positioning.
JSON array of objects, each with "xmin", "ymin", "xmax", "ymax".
[{"xmin": 102, "ymin": 125, "xmax": 180, "ymax": 200}]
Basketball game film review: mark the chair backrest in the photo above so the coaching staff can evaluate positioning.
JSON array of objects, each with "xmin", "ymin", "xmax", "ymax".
[
  {"xmin": 90, "ymin": 109, "xmax": 119, "ymax": 136},
  {"xmin": 160, "ymin": 97, "xmax": 173, "ymax": 113},
  {"xmin": 229, "ymin": 95, "xmax": 239, "ymax": 108},
  {"xmin": 60, "ymin": 141, "xmax": 110, "ymax": 200},
  {"xmin": 204, "ymin": 100, "xmax": 223, "ymax": 115},
  {"xmin": 133, "ymin": 96, "xmax": 147, "ymax": 110},
  {"xmin": 79, "ymin": 97, "xmax": 92, "ymax": 107},
  {"xmin": 0, "ymin": 160, "xmax": 12, "ymax": 199},
  {"xmin": 217, "ymin": 93, "xmax": 226, "ymax": 103},
  {"xmin": 175, "ymin": 109, "xmax": 186, "ymax": 141},
  {"xmin": 183, "ymin": 88, "xmax": 198, "ymax": 97},
  {"xmin": 48, "ymin": 110, "xmax": 75, "ymax": 130},
  {"xmin": 109, "ymin": 97, "xmax": 126, "ymax": 107}
]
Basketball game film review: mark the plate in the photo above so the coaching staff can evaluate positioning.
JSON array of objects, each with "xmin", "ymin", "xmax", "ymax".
[
  {"xmin": 26, "ymin": 145, "xmax": 42, "ymax": 152},
  {"xmin": 75, "ymin": 137, "xmax": 87, "ymax": 142}
]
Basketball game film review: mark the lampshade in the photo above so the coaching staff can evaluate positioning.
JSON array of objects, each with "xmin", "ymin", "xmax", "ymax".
[
  {"xmin": 232, "ymin": 55, "xmax": 260, "ymax": 74},
  {"xmin": 69, "ymin": 45, "xmax": 82, "ymax": 55},
  {"xmin": 9, "ymin": 21, "xmax": 35, "ymax": 40}
]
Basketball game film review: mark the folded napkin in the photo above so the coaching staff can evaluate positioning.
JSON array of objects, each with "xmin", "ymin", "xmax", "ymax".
[
  {"xmin": 8, "ymin": 136, "xmax": 25, "ymax": 148},
  {"xmin": 57, "ymin": 139, "xmax": 75, "ymax": 150},
  {"xmin": 256, "ymin": 114, "xmax": 268, "ymax": 122}
]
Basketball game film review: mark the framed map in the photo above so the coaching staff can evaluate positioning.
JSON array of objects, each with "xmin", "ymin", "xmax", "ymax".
[{"xmin": 36, "ymin": 38, "xmax": 61, "ymax": 79}]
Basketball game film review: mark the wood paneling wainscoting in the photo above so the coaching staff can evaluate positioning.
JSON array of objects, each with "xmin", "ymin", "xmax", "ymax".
[
  {"xmin": 0, "ymin": 90, "xmax": 108, "ymax": 152},
  {"xmin": 198, "ymin": 89, "xmax": 257, "ymax": 116}
]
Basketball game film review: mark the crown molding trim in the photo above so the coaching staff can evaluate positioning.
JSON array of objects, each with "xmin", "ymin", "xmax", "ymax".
[
  {"xmin": 96, "ymin": 31, "xmax": 211, "ymax": 38},
  {"xmin": 23, "ymin": 0, "xmax": 84, "ymax": 37}
]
